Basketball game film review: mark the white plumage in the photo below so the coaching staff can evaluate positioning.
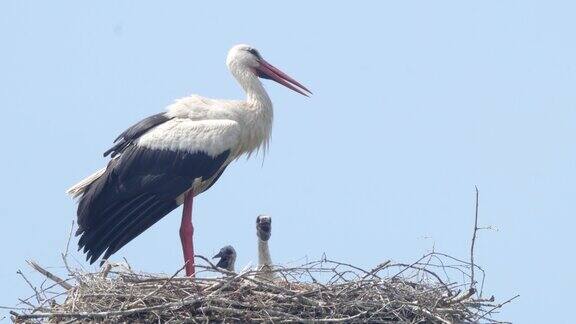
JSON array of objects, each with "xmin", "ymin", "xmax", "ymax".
[{"xmin": 137, "ymin": 119, "xmax": 241, "ymax": 158}]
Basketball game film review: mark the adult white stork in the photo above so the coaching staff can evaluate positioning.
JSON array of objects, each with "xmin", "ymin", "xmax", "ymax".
[{"xmin": 67, "ymin": 44, "xmax": 311, "ymax": 277}]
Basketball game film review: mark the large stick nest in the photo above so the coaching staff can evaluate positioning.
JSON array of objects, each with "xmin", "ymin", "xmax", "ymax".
[{"xmin": 10, "ymin": 252, "xmax": 515, "ymax": 323}]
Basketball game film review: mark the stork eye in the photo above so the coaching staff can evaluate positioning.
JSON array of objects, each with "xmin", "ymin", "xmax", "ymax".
[{"xmin": 247, "ymin": 48, "xmax": 261, "ymax": 58}]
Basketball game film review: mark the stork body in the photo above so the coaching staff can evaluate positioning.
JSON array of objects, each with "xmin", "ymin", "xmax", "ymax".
[{"xmin": 68, "ymin": 45, "xmax": 310, "ymax": 276}]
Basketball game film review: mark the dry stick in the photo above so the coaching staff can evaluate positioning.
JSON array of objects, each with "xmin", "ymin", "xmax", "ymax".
[
  {"xmin": 195, "ymin": 255, "xmax": 230, "ymax": 274},
  {"xmin": 0, "ymin": 305, "xmax": 33, "ymax": 311},
  {"xmin": 428, "ymin": 250, "xmax": 488, "ymax": 297},
  {"xmin": 445, "ymin": 288, "xmax": 477, "ymax": 305},
  {"xmin": 323, "ymin": 259, "xmax": 379, "ymax": 279},
  {"xmin": 26, "ymin": 260, "xmax": 73, "ymax": 290},
  {"xmin": 17, "ymin": 279, "xmax": 67, "ymax": 308},
  {"xmin": 477, "ymin": 294, "xmax": 520, "ymax": 321},
  {"xmin": 206, "ymin": 269, "xmax": 254, "ymax": 298},
  {"xmin": 241, "ymin": 276, "xmax": 322, "ymax": 308},
  {"xmin": 415, "ymin": 306, "xmax": 452, "ymax": 324},
  {"xmin": 470, "ymin": 186, "xmax": 480, "ymax": 294},
  {"xmin": 16, "ymin": 297, "xmax": 40, "ymax": 311},
  {"xmin": 391, "ymin": 253, "xmax": 435, "ymax": 279},
  {"xmin": 11, "ymin": 296, "xmax": 206, "ymax": 320},
  {"xmin": 429, "ymin": 252, "xmax": 486, "ymax": 280},
  {"xmin": 33, "ymin": 290, "xmax": 69, "ymax": 312},
  {"xmin": 125, "ymin": 264, "xmax": 187, "ymax": 309},
  {"xmin": 312, "ymin": 311, "xmax": 368, "ymax": 322},
  {"xmin": 61, "ymin": 220, "xmax": 75, "ymax": 275},
  {"xmin": 363, "ymin": 261, "xmax": 391, "ymax": 279},
  {"xmin": 390, "ymin": 263, "xmax": 452, "ymax": 296},
  {"xmin": 16, "ymin": 270, "xmax": 41, "ymax": 303}
]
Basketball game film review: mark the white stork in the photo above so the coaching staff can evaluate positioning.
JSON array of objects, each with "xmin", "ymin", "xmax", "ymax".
[
  {"xmin": 256, "ymin": 214, "xmax": 274, "ymax": 280},
  {"xmin": 67, "ymin": 44, "xmax": 311, "ymax": 277}
]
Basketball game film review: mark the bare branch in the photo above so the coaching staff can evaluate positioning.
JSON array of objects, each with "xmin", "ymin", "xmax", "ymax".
[
  {"xmin": 61, "ymin": 220, "xmax": 75, "ymax": 275},
  {"xmin": 470, "ymin": 185, "xmax": 480, "ymax": 293},
  {"xmin": 26, "ymin": 260, "xmax": 73, "ymax": 290}
]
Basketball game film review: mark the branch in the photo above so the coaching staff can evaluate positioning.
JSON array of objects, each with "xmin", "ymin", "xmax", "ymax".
[
  {"xmin": 470, "ymin": 185, "xmax": 480, "ymax": 292},
  {"xmin": 26, "ymin": 260, "xmax": 73, "ymax": 290},
  {"xmin": 477, "ymin": 294, "xmax": 520, "ymax": 321},
  {"xmin": 11, "ymin": 296, "xmax": 205, "ymax": 320},
  {"xmin": 61, "ymin": 220, "xmax": 75, "ymax": 275},
  {"xmin": 16, "ymin": 270, "xmax": 41, "ymax": 303}
]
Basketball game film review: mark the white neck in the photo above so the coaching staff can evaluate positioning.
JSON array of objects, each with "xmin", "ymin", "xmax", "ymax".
[
  {"xmin": 246, "ymin": 77, "xmax": 273, "ymax": 109},
  {"xmin": 258, "ymin": 238, "xmax": 272, "ymax": 266},
  {"xmin": 229, "ymin": 63, "xmax": 273, "ymax": 108},
  {"xmin": 229, "ymin": 65, "xmax": 274, "ymax": 155}
]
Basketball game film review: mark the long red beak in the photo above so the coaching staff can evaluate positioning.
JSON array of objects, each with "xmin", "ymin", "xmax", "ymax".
[{"xmin": 256, "ymin": 59, "xmax": 312, "ymax": 97}]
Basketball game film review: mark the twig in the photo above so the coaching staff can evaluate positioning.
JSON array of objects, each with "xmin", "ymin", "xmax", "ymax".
[
  {"xmin": 16, "ymin": 297, "xmax": 39, "ymax": 310},
  {"xmin": 445, "ymin": 287, "xmax": 476, "ymax": 305},
  {"xmin": 0, "ymin": 305, "xmax": 33, "ymax": 311},
  {"xmin": 477, "ymin": 294, "xmax": 520, "ymax": 321},
  {"xmin": 363, "ymin": 260, "xmax": 391, "ymax": 279},
  {"xmin": 12, "ymin": 296, "xmax": 205, "ymax": 320},
  {"xmin": 126, "ymin": 263, "xmax": 186, "ymax": 308},
  {"xmin": 470, "ymin": 185, "xmax": 480, "ymax": 292},
  {"xmin": 61, "ymin": 220, "xmax": 75, "ymax": 275},
  {"xmin": 313, "ymin": 311, "xmax": 368, "ymax": 322},
  {"xmin": 16, "ymin": 270, "xmax": 41, "ymax": 303},
  {"xmin": 391, "ymin": 263, "xmax": 452, "ymax": 296},
  {"xmin": 26, "ymin": 260, "xmax": 73, "ymax": 290}
]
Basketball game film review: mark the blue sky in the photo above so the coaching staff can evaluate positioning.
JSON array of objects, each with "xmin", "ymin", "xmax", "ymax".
[{"xmin": 0, "ymin": 1, "xmax": 574, "ymax": 322}]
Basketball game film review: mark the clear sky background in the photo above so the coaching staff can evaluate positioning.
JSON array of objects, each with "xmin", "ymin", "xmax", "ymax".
[{"xmin": 0, "ymin": 1, "xmax": 574, "ymax": 322}]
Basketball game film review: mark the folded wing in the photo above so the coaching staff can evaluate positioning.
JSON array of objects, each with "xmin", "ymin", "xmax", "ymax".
[{"xmin": 75, "ymin": 116, "xmax": 241, "ymax": 264}]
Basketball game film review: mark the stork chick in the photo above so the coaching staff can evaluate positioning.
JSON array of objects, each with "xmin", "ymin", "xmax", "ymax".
[
  {"xmin": 256, "ymin": 215, "xmax": 274, "ymax": 280},
  {"xmin": 213, "ymin": 245, "xmax": 237, "ymax": 272}
]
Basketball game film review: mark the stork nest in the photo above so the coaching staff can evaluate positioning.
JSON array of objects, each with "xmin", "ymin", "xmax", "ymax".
[{"xmin": 9, "ymin": 253, "xmax": 515, "ymax": 323}]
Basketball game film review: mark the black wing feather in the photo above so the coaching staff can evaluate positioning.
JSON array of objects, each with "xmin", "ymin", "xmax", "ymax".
[
  {"xmin": 77, "ymin": 143, "xmax": 231, "ymax": 264},
  {"xmin": 103, "ymin": 113, "xmax": 172, "ymax": 158},
  {"xmin": 101, "ymin": 199, "xmax": 175, "ymax": 263},
  {"xmin": 82, "ymin": 194, "xmax": 157, "ymax": 260}
]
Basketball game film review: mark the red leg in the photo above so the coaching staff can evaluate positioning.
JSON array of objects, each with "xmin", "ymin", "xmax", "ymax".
[{"xmin": 179, "ymin": 191, "xmax": 195, "ymax": 277}]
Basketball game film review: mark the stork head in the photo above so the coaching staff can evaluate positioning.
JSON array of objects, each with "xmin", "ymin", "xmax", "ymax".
[
  {"xmin": 213, "ymin": 245, "xmax": 237, "ymax": 272},
  {"xmin": 226, "ymin": 44, "xmax": 312, "ymax": 97},
  {"xmin": 256, "ymin": 214, "xmax": 272, "ymax": 242}
]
